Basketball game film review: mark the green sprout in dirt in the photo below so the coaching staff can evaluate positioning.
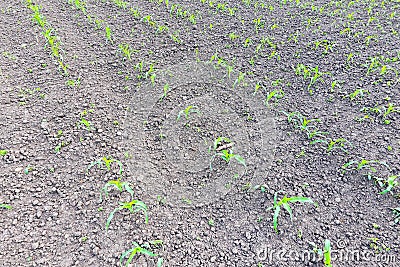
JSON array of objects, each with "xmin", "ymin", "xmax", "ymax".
[
  {"xmin": 265, "ymin": 89, "xmax": 285, "ymax": 106},
  {"xmin": 112, "ymin": 0, "xmax": 128, "ymax": 9},
  {"xmin": 266, "ymin": 191, "xmax": 317, "ymax": 233},
  {"xmin": 391, "ymin": 208, "xmax": 400, "ymax": 224},
  {"xmin": 311, "ymin": 138, "xmax": 352, "ymax": 154},
  {"xmin": 0, "ymin": 204, "xmax": 12, "ymax": 210},
  {"xmin": 87, "ymin": 156, "xmax": 123, "ymax": 176},
  {"xmin": 135, "ymin": 60, "xmax": 156, "ymax": 83},
  {"xmin": 106, "ymin": 198, "xmax": 148, "ymax": 230},
  {"xmin": 120, "ymin": 240, "xmax": 163, "ymax": 267},
  {"xmin": 66, "ymin": 78, "xmax": 81, "ymax": 88},
  {"xmin": 100, "ymin": 178, "xmax": 135, "ymax": 201},
  {"xmin": 361, "ymin": 103, "xmax": 400, "ymax": 124},
  {"xmin": 0, "ymin": 150, "xmax": 8, "ymax": 156},
  {"xmin": 376, "ymin": 175, "xmax": 399, "ymax": 195},
  {"xmin": 209, "ymin": 137, "xmax": 246, "ymax": 170},
  {"xmin": 26, "ymin": 0, "xmax": 69, "ymax": 75},
  {"xmin": 118, "ymin": 43, "xmax": 138, "ymax": 61},
  {"xmin": 68, "ymin": 0, "xmax": 86, "ymax": 14},
  {"xmin": 323, "ymin": 239, "xmax": 333, "ymax": 267},
  {"xmin": 54, "ymin": 141, "xmax": 68, "ymax": 153},
  {"xmin": 177, "ymin": 105, "xmax": 200, "ymax": 121},
  {"xmin": 368, "ymin": 237, "xmax": 390, "ymax": 253},
  {"xmin": 159, "ymin": 83, "xmax": 169, "ymax": 101},
  {"xmin": 346, "ymin": 88, "xmax": 369, "ymax": 101},
  {"xmin": 295, "ymin": 64, "xmax": 330, "ymax": 94},
  {"xmin": 77, "ymin": 109, "xmax": 93, "ymax": 131},
  {"xmin": 233, "ymin": 71, "xmax": 246, "ymax": 88},
  {"xmin": 105, "ymin": 26, "xmax": 113, "ymax": 44},
  {"xmin": 310, "ymin": 239, "xmax": 332, "ymax": 267},
  {"xmin": 342, "ymin": 159, "xmax": 390, "ymax": 177},
  {"xmin": 281, "ymin": 111, "xmax": 321, "ymax": 133},
  {"xmin": 342, "ymin": 159, "xmax": 397, "ymax": 194}
]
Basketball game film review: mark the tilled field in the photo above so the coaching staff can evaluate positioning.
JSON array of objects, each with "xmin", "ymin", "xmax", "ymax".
[{"xmin": 0, "ymin": 0, "xmax": 399, "ymax": 266}]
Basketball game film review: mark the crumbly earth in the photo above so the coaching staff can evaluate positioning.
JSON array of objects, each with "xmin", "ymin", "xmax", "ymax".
[{"xmin": 0, "ymin": 0, "xmax": 399, "ymax": 266}]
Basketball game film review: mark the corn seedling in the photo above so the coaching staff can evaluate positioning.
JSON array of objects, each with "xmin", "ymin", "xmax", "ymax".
[
  {"xmin": 342, "ymin": 159, "xmax": 389, "ymax": 173},
  {"xmin": 295, "ymin": 64, "xmax": 330, "ymax": 94},
  {"xmin": 310, "ymin": 239, "xmax": 333, "ymax": 267},
  {"xmin": 77, "ymin": 110, "xmax": 93, "ymax": 131},
  {"xmin": 106, "ymin": 199, "xmax": 148, "ymax": 229},
  {"xmin": 68, "ymin": 0, "xmax": 87, "ymax": 14},
  {"xmin": 209, "ymin": 137, "xmax": 245, "ymax": 170},
  {"xmin": 281, "ymin": 111, "xmax": 321, "ymax": 133},
  {"xmin": 361, "ymin": 103, "xmax": 400, "ymax": 124},
  {"xmin": 233, "ymin": 72, "xmax": 246, "ymax": 88},
  {"xmin": 120, "ymin": 240, "xmax": 163, "ymax": 267},
  {"xmin": 313, "ymin": 39, "xmax": 334, "ymax": 55},
  {"xmin": 118, "ymin": 43, "xmax": 138, "ymax": 61},
  {"xmin": 66, "ymin": 78, "xmax": 81, "ymax": 88},
  {"xmin": 177, "ymin": 105, "xmax": 200, "ymax": 120},
  {"xmin": 0, "ymin": 204, "xmax": 12, "ymax": 209},
  {"xmin": 112, "ymin": 0, "xmax": 128, "ymax": 9},
  {"xmin": 391, "ymin": 208, "xmax": 400, "ymax": 224},
  {"xmin": 376, "ymin": 175, "xmax": 399, "ymax": 195},
  {"xmin": 26, "ymin": 0, "xmax": 69, "ymax": 75},
  {"xmin": 265, "ymin": 89, "xmax": 284, "ymax": 106},
  {"xmin": 311, "ymin": 138, "xmax": 352, "ymax": 154},
  {"xmin": 104, "ymin": 26, "xmax": 113, "ymax": 43},
  {"xmin": 87, "ymin": 156, "xmax": 123, "ymax": 176},
  {"xmin": 346, "ymin": 88, "xmax": 369, "ymax": 101},
  {"xmin": 253, "ymin": 17, "xmax": 265, "ymax": 33},
  {"xmin": 159, "ymin": 83, "xmax": 169, "ymax": 101},
  {"xmin": 100, "ymin": 178, "xmax": 134, "ymax": 201},
  {"xmin": 323, "ymin": 239, "xmax": 332, "ymax": 267},
  {"xmin": 54, "ymin": 141, "xmax": 68, "ymax": 153},
  {"xmin": 266, "ymin": 191, "xmax": 316, "ymax": 233},
  {"xmin": 0, "ymin": 150, "xmax": 7, "ymax": 156},
  {"xmin": 135, "ymin": 60, "xmax": 156, "ymax": 83},
  {"xmin": 368, "ymin": 237, "xmax": 390, "ymax": 253}
]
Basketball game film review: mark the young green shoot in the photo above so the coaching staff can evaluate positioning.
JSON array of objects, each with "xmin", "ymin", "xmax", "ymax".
[
  {"xmin": 87, "ymin": 156, "xmax": 123, "ymax": 176},
  {"xmin": 120, "ymin": 240, "xmax": 163, "ymax": 267},
  {"xmin": 100, "ymin": 178, "xmax": 135, "ymax": 201},
  {"xmin": 106, "ymin": 199, "xmax": 148, "ymax": 230},
  {"xmin": 209, "ymin": 137, "xmax": 246, "ymax": 170},
  {"xmin": 177, "ymin": 105, "xmax": 200, "ymax": 121},
  {"xmin": 266, "ymin": 191, "xmax": 317, "ymax": 233},
  {"xmin": 0, "ymin": 204, "xmax": 12, "ymax": 209}
]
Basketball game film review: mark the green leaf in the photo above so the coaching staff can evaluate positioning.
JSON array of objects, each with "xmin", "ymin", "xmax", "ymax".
[
  {"xmin": 282, "ymin": 202, "xmax": 293, "ymax": 220},
  {"xmin": 273, "ymin": 206, "xmax": 281, "ymax": 233},
  {"xmin": 126, "ymin": 247, "xmax": 139, "ymax": 266},
  {"xmin": 124, "ymin": 183, "xmax": 135, "ymax": 198},
  {"xmin": 105, "ymin": 207, "xmax": 121, "ymax": 230},
  {"xmin": 233, "ymin": 155, "xmax": 246, "ymax": 166},
  {"xmin": 138, "ymin": 247, "xmax": 157, "ymax": 257},
  {"xmin": 157, "ymin": 258, "xmax": 164, "ymax": 267},
  {"xmin": 324, "ymin": 239, "xmax": 332, "ymax": 267},
  {"xmin": 287, "ymin": 196, "xmax": 314, "ymax": 204},
  {"xmin": 0, "ymin": 150, "xmax": 8, "ymax": 156},
  {"xmin": 0, "ymin": 204, "xmax": 12, "ymax": 209},
  {"xmin": 120, "ymin": 247, "xmax": 135, "ymax": 266}
]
